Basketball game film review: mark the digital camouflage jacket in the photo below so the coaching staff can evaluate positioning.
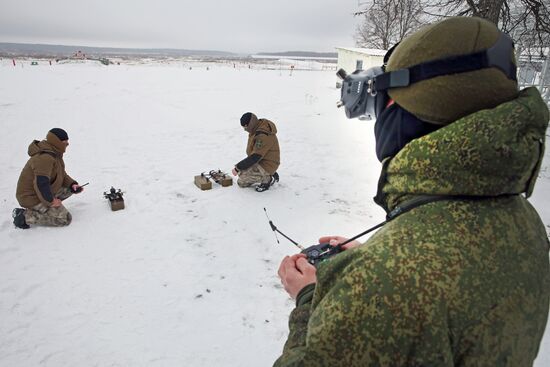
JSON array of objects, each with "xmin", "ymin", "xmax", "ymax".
[{"xmin": 274, "ymin": 87, "xmax": 550, "ymax": 366}]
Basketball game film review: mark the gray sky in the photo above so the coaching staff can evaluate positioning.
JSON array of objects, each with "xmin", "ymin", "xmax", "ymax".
[{"xmin": 0, "ymin": 0, "xmax": 363, "ymax": 53}]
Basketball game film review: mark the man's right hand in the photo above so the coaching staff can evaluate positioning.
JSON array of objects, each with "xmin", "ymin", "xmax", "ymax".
[
  {"xmin": 278, "ymin": 254, "xmax": 317, "ymax": 299},
  {"xmin": 318, "ymin": 236, "xmax": 361, "ymax": 250},
  {"xmin": 51, "ymin": 198, "xmax": 62, "ymax": 207},
  {"xmin": 71, "ymin": 183, "xmax": 84, "ymax": 194},
  {"xmin": 232, "ymin": 168, "xmax": 238, "ymax": 176}
]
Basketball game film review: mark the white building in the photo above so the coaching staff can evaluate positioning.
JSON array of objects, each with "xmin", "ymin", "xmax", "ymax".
[
  {"xmin": 517, "ymin": 49, "xmax": 550, "ymax": 106},
  {"xmin": 335, "ymin": 47, "xmax": 386, "ymax": 87}
]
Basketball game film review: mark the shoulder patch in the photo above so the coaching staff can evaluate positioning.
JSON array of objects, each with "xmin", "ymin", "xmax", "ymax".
[{"xmin": 255, "ymin": 139, "xmax": 264, "ymax": 149}]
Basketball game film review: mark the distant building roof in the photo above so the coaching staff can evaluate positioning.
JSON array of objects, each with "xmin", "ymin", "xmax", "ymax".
[{"xmin": 335, "ymin": 47, "xmax": 387, "ymax": 56}]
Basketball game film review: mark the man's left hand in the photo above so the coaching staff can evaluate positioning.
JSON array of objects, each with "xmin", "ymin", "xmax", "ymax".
[
  {"xmin": 278, "ymin": 254, "xmax": 317, "ymax": 299},
  {"xmin": 318, "ymin": 236, "xmax": 361, "ymax": 250},
  {"xmin": 232, "ymin": 168, "xmax": 238, "ymax": 176}
]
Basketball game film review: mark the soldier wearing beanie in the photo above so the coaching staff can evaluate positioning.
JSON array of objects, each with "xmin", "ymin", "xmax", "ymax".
[
  {"xmin": 232, "ymin": 112, "xmax": 280, "ymax": 191},
  {"xmin": 13, "ymin": 128, "xmax": 85, "ymax": 229},
  {"xmin": 275, "ymin": 17, "xmax": 549, "ymax": 366}
]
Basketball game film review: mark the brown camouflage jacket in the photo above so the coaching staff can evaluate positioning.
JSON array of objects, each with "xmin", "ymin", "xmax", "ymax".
[
  {"xmin": 16, "ymin": 138, "xmax": 75, "ymax": 208},
  {"xmin": 274, "ymin": 87, "xmax": 550, "ymax": 366},
  {"xmin": 246, "ymin": 118, "xmax": 280, "ymax": 174}
]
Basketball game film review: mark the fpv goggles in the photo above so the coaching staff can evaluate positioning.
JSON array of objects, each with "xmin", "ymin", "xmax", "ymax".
[{"xmin": 336, "ymin": 32, "xmax": 517, "ymax": 120}]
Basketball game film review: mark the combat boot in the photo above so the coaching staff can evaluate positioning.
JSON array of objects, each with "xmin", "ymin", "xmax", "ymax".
[
  {"xmin": 255, "ymin": 172, "xmax": 280, "ymax": 192},
  {"xmin": 12, "ymin": 208, "xmax": 30, "ymax": 229}
]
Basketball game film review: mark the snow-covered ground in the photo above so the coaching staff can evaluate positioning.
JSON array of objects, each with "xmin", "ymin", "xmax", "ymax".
[{"xmin": 0, "ymin": 60, "xmax": 548, "ymax": 366}]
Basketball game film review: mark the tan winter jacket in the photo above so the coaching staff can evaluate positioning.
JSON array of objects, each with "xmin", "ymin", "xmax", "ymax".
[
  {"xmin": 16, "ymin": 133, "xmax": 76, "ymax": 208},
  {"xmin": 246, "ymin": 118, "xmax": 280, "ymax": 174}
]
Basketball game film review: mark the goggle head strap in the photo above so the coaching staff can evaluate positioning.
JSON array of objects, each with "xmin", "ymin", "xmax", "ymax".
[{"xmin": 374, "ymin": 32, "xmax": 517, "ymax": 93}]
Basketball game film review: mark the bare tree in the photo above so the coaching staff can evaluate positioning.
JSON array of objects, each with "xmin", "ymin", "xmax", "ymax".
[
  {"xmin": 425, "ymin": 0, "xmax": 550, "ymax": 57},
  {"xmin": 355, "ymin": 0, "xmax": 549, "ymax": 56},
  {"xmin": 354, "ymin": 0, "xmax": 425, "ymax": 50},
  {"xmin": 353, "ymin": 0, "xmax": 549, "ymax": 100}
]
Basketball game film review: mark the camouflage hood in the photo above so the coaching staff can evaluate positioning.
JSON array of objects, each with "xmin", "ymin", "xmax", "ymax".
[
  {"xmin": 377, "ymin": 87, "xmax": 549, "ymax": 212},
  {"xmin": 27, "ymin": 139, "xmax": 63, "ymax": 158},
  {"xmin": 274, "ymin": 87, "xmax": 550, "ymax": 367}
]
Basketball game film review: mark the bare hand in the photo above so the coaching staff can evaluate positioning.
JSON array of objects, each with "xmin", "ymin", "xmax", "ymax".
[
  {"xmin": 71, "ymin": 184, "xmax": 84, "ymax": 194},
  {"xmin": 51, "ymin": 198, "xmax": 62, "ymax": 207},
  {"xmin": 232, "ymin": 168, "xmax": 238, "ymax": 176},
  {"xmin": 278, "ymin": 254, "xmax": 317, "ymax": 299},
  {"xmin": 318, "ymin": 236, "xmax": 361, "ymax": 250}
]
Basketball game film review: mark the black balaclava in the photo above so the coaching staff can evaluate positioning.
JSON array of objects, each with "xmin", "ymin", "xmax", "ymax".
[{"xmin": 374, "ymin": 103, "xmax": 441, "ymax": 162}]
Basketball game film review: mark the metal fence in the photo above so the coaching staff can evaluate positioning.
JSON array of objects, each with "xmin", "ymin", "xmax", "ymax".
[{"xmin": 518, "ymin": 54, "xmax": 550, "ymax": 106}]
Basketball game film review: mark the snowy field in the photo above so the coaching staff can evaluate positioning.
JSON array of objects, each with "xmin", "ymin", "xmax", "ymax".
[{"xmin": 0, "ymin": 60, "xmax": 548, "ymax": 366}]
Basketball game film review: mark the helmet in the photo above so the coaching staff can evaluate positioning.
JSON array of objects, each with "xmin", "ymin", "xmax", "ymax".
[
  {"xmin": 387, "ymin": 17, "xmax": 518, "ymax": 124},
  {"xmin": 337, "ymin": 17, "xmax": 518, "ymax": 124}
]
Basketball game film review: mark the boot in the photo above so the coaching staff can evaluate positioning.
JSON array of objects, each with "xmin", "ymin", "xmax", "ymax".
[
  {"xmin": 12, "ymin": 208, "xmax": 30, "ymax": 229},
  {"xmin": 255, "ymin": 172, "xmax": 280, "ymax": 192}
]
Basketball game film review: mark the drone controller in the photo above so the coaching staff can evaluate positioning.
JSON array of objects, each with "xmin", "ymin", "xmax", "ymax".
[
  {"xmin": 264, "ymin": 208, "xmax": 346, "ymax": 267},
  {"xmin": 301, "ymin": 242, "xmax": 343, "ymax": 266}
]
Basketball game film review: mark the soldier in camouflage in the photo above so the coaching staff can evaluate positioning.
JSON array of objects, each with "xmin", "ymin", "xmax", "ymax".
[
  {"xmin": 232, "ymin": 112, "xmax": 280, "ymax": 190},
  {"xmin": 275, "ymin": 17, "xmax": 550, "ymax": 366},
  {"xmin": 12, "ymin": 128, "xmax": 85, "ymax": 229}
]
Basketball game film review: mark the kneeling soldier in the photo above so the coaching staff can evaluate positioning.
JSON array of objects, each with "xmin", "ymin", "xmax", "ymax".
[
  {"xmin": 12, "ymin": 128, "xmax": 85, "ymax": 229},
  {"xmin": 232, "ymin": 112, "xmax": 280, "ymax": 191}
]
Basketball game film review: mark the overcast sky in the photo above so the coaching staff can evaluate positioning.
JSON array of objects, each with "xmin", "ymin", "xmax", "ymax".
[{"xmin": 0, "ymin": 0, "xmax": 364, "ymax": 54}]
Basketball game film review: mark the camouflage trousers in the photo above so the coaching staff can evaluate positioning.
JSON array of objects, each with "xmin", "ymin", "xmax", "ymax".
[
  {"xmin": 237, "ymin": 164, "xmax": 272, "ymax": 188},
  {"xmin": 24, "ymin": 187, "xmax": 73, "ymax": 227}
]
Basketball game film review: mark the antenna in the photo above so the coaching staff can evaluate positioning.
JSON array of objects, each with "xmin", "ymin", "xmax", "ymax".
[
  {"xmin": 264, "ymin": 208, "xmax": 280, "ymax": 244},
  {"xmin": 263, "ymin": 208, "xmax": 305, "ymax": 250}
]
